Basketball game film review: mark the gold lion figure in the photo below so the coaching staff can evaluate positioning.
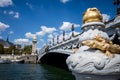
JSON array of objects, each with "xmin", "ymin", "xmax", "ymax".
[{"xmin": 82, "ymin": 35, "xmax": 120, "ymax": 58}]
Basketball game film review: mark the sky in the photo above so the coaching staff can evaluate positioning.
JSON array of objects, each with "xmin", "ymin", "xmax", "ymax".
[{"xmin": 0, "ymin": 0, "xmax": 117, "ymax": 49}]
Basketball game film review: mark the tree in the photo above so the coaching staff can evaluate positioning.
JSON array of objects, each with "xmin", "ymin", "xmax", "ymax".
[
  {"xmin": 0, "ymin": 44, "xmax": 4, "ymax": 54},
  {"xmin": 4, "ymin": 45, "xmax": 16, "ymax": 54},
  {"xmin": 23, "ymin": 45, "xmax": 32, "ymax": 54}
]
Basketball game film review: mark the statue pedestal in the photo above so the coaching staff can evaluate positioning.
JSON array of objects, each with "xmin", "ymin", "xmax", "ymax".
[
  {"xmin": 66, "ymin": 7, "xmax": 120, "ymax": 80},
  {"xmin": 72, "ymin": 72, "xmax": 120, "ymax": 80},
  {"xmin": 66, "ymin": 46, "xmax": 120, "ymax": 80}
]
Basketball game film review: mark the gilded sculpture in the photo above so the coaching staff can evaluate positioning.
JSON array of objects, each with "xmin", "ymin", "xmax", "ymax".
[
  {"xmin": 82, "ymin": 35, "xmax": 120, "ymax": 57},
  {"xmin": 33, "ymin": 35, "xmax": 37, "ymax": 40},
  {"xmin": 83, "ymin": 8, "xmax": 103, "ymax": 23}
]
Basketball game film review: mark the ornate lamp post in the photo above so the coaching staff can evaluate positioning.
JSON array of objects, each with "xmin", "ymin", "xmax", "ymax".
[
  {"xmin": 52, "ymin": 38, "xmax": 54, "ymax": 46},
  {"xmin": 49, "ymin": 40, "xmax": 51, "ymax": 46},
  {"xmin": 63, "ymin": 31, "xmax": 65, "ymax": 41},
  {"xmin": 71, "ymin": 24, "xmax": 74, "ymax": 37},
  {"xmin": 57, "ymin": 35, "xmax": 59, "ymax": 44}
]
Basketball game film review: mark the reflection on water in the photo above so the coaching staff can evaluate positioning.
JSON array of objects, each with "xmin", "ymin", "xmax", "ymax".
[{"xmin": 0, "ymin": 64, "xmax": 75, "ymax": 80}]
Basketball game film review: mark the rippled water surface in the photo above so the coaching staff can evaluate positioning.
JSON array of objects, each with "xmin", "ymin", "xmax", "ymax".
[{"xmin": 0, "ymin": 64, "xmax": 75, "ymax": 80}]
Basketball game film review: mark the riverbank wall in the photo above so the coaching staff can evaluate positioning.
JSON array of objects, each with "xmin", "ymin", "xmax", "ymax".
[{"xmin": 0, "ymin": 54, "xmax": 38, "ymax": 64}]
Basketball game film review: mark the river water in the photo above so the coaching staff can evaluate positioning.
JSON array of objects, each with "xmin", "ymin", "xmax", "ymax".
[{"xmin": 0, "ymin": 64, "xmax": 75, "ymax": 80}]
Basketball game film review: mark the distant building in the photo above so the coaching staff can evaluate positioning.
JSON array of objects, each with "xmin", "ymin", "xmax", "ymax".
[
  {"xmin": 0, "ymin": 37, "xmax": 14, "ymax": 48},
  {"xmin": 15, "ymin": 44, "xmax": 22, "ymax": 49}
]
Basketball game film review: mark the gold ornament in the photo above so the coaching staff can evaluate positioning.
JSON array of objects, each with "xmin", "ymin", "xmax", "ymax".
[
  {"xmin": 33, "ymin": 35, "xmax": 37, "ymax": 40},
  {"xmin": 83, "ymin": 8, "xmax": 103, "ymax": 24},
  {"xmin": 82, "ymin": 35, "xmax": 120, "ymax": 58}
]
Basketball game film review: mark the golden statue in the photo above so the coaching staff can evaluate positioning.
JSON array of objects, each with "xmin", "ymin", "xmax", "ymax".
[
  {"xmin": 83, "ymin": 8, "xmax": 103, "ymax": 23},
  {"xmin": 33, "ymin": 35, "xmax": 37, "ymax": 40},
  {"xmin": 82, "ymin": 35, "xmax": 120, "ymax": 58}
]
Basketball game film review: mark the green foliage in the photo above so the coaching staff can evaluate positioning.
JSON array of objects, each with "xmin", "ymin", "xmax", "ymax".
[
  {"xmin": 4, "ymin": 45, "xmax": 16, "ymax": 54},
  {"xmin": 23, "ymin": 45, "xmax": 32, "ymax": 54},
  {"xmin": 0, "ymin": 44, "xmax": 4, "ymax": 54},
  {"xmin": 3, "ymin": 44, "xmax": 32, "ymax": 54}
]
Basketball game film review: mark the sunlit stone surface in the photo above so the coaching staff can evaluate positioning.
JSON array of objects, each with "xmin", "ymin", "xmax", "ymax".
[
  {"xmin": 66, "ymin": 8, "xmax": 120, "ymax": 80},
  {"xmin": 67, "ymin": 46, "xmax": 120, "ymax": 75},
  {"xmin": 66, "ymin": 29, "xmax": 120, "ymax": 80},
  {"xmin": 66, "ymin": 29, "xmax": 120, "ymax": 76}
]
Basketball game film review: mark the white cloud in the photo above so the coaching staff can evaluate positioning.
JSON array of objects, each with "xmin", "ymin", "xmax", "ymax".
[
  {"xmin": 41, "ymin": 26, "xmax": 56, "ymax": 33},
  {"xmin": 74, "ymin": 24, "xmax": 80, "ymax": 27},
  {"xmin": 0, "ymin": 22, "xmax": 9, "ymax": 32},
  {"xmin": 14, "ymin": 12, "xmax": 19, "ymax": 18},
  {"xmin": 60, "ymin": 22, "xmax": 71, "ymax": 30},
  {"xmin": 9, "ymin": 31, "xmax": 14, "ymax": 34},
  {"xmin": 102, "ymin": 14, "xmax": 110, "ymax": 22},
  {"xmin": 14, "ymin": 38, "xmax": 31, "ymax": 45},
  {"xmin": 48, "ymin": 34, "xmax": 53, "ymax": 39},
  {"xmin": 36, "ymin": 26, "xmax": 56, "ymax": 36},
  {"xmin": 0, "ymin": 0, "xmax": 13, "ymax": 7},
  {"xmin": 8, "ymin": 11, "xmax": 14, "ymax": 15},
  {"xmin": 36, "ymin": 26, "xmax": 57, "ymax": 45},
  {"xmin": 60, "ymin": 22, "xmax": 80, "ymax": 31},
  {"xmin": 36, "ymin": 31, "xmax": 45, "ymax": 36},
  {"xmin": 60, "ymin": 0, "xmax": 70, "ymax": 3},
  {"xmin": 25, "ymin": 32, "xmax": 35, "ymax": 38},
  {"xmin": 3, "ymin": 10, "xmax": 20, "ymax": 19}
]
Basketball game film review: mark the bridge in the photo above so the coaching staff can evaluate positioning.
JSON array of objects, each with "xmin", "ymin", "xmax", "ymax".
[
  {"xmin": 36, "ymin": 1, "xmax": 120, "ymax": 70},
  {"xmin": 37, "ymin": 1, "xmax": 120, "ymax": 79},
  {"xmin": 37, "ymin": 7, "xmax": 120, "ymax": 70},
  {"xmin": 38, "ymin": 34, "xmax": 80, "ymax": 69},
  {"xmin": 37, "ymin": 13, "xmax": 120, "ymax": 70}
]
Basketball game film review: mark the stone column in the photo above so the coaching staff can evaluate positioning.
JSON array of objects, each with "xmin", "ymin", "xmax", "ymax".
[{"xmin": 32, "ymin": 35, "xmax": 37, "ymax": 55}]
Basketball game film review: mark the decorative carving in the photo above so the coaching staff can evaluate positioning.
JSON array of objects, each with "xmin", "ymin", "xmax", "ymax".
[
  {"xmin": 83, "ymin": 8, "xmax": 103, "ymax": 24},
  {"xmin": 82, "ymin": 35, "xmax": 120, "ymax": 57},
  {"xmin": 66, "ymin": 7, "xmax": 120, "ymax": 80},
  {"xmin": 66, "ymin": 50, "xmax": 120, "ymax": 75}
]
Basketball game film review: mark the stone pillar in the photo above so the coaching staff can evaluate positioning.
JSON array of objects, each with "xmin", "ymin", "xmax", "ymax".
[
  {"xmin": 32, "ymin": 35, "xmax": 37, "ymax": 55},
  {"xmin": 66, "ymin": 7, "xmax": 120, "ymax": 80}
]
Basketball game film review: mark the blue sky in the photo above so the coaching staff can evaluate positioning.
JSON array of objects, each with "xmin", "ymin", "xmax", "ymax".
[{"xmin": 0, "ymin": 0, "xmax": 116, "ymax": 48}]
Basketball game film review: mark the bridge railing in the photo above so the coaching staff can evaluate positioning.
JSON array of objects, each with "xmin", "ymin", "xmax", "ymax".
[
  {"xmin": 39, "ymin": 45, "xmax": 49, "ymax": 55},
  {"xmin": 38, "ymin": 33, "xmax": 83, "ymax": 56},
  {"xmin": 49, "ymin": 35, "xmax": 80, "ymax": 51}
]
